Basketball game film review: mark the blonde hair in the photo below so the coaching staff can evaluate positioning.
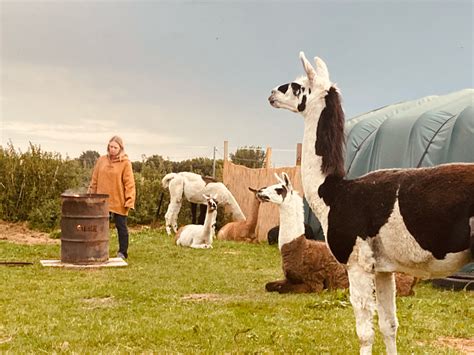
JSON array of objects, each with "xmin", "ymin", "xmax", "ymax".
[{"xmin": 107, "ymin": 135, "xmax": 124, "ymax": 154}]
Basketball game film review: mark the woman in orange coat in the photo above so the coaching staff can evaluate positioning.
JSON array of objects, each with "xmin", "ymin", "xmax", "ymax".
[{"xmin": 88, "ymin": 136, "xmax": 136, "ymax": 259}]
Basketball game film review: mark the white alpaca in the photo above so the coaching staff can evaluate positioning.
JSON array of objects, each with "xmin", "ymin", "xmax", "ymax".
[
  {"xmin": 175, "ymin": 194, "xmax": 218, "ymax": 249},
  {"xmin": 162, "ymin": 172, "xmax": 245, "ymax": 235},
  {"xmin": 268, "ymin": 52, "xmax": 474, "ymax": 354}
]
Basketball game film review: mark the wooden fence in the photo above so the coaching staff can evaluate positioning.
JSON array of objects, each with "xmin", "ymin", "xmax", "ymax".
[{"xmin": 222, "ymin": 142, "xmax": 303, "ymax": 242}]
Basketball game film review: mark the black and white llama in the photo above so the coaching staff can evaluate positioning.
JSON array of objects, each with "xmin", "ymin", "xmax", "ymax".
[
  {"xmin": 175, "ymin": 194, "xmax": 218, "ymax": 249},
  {"xmin": 268, "ymin": 52, "xmax": 474, "ymax": 354}
]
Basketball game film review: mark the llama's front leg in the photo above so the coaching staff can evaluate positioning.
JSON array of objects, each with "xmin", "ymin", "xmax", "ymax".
[
  {"xmin": 348, "ymin": 264, "xmax": 376, "ymax": 355},
  {"xmin": 375, "ymin": 272, "xmax": 398, "ymax": 355}
]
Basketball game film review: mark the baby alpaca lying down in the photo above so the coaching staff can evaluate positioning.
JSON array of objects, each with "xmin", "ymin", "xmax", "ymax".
[
  {"xmin": 175, "ymin": 194, "xmax": 218, "ymax": 249},
  {"xmin": 258, "ymin": 173, "xmax": 416, "ymax": 296},
  {"xmin": 266, "ymin": 235, "xmax": 416, "ymax": 296}
]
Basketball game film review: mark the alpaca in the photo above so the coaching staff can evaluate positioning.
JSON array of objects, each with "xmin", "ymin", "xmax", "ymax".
[
  {"xmin": 217, "ymin": 187, "xmax": 260, "ymax": 243},
  {"xmin": 162, "ymin": 172, "xmax": 245, "ymax": 235},
  {"xmin": 267, "ymin": 224, "xmax": 316, "ymax": 245},
  {"xmin": 268, "ymin": 52, "xmax": 474, "ymax": 354},
  {"xmin": 258, "ymin": 173, "xmax": 416, "ymax": 296},
  {"xmin": 175, "ymin": 194, "xmax": 218, "ymax": 249}
]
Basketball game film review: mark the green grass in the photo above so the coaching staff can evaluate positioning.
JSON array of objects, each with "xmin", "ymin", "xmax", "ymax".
[{"xmin": 1, "ymin": 228, "xmax": 472, "ymax": 354}]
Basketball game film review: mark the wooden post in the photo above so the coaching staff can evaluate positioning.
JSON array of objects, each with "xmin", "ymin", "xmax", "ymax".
[
  {"xmin": 265, "ymin": 147, "xmax": 272, "ymax": 168},
  {"xmin": 296, "ymin": 143, "xmax": 302, "ymax": 166},
  {"xmin": 224, "ymin": 141, "xmax": 228, "ymax": 161}
]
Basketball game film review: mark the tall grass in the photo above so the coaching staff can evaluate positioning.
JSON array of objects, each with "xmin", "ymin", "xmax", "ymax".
[{"xmin": 1, "ymin": 229, "xmax": 472, "ymax": 354}]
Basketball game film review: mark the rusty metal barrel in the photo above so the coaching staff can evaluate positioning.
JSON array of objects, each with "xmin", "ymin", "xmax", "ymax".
[{"xmin": 60, "ymin": 193, "xmax": 109, "ymax": 264}]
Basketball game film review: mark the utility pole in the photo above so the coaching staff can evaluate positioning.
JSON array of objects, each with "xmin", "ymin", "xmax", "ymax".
[{"xmin": 212, "ymin": 146, "xmax": 217, "ymax": 178}]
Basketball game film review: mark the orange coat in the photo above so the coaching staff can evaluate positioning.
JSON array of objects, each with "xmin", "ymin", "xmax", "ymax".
[{"xmin": 88, "ymin": 154, "xmax": 136, "ymax": 216}]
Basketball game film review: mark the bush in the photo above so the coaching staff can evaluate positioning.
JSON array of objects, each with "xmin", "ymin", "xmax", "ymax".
[
  {"xmin": 0, "ymin": 143, "xmax": 89, "ymax": 227},
  {"xmin": 27, "ymin": 198, "xmax": 62, "ymax": 232}
]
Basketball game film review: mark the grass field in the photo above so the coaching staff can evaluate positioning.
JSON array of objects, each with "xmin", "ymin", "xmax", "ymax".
[{"xmin": 1, "ymin": 228, "xmax": 472, "ymax": 354}]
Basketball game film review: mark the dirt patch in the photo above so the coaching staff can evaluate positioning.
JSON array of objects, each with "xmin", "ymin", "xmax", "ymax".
[
  {"xmin": 181, "ymin": 293, "xmax": 222, "ymax": 302},
  {"xmin": 82, "ymin": 296, "xmax": 116, "ymax": 309},
  {"xmin": 0, "ymin": 220, "xmax": 58, "ymax": 245},
  {"xmin": 433, "ymin": 337, "xmax": 474, "ymax": 354}
]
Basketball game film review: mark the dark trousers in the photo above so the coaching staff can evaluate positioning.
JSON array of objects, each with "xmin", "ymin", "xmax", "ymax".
[{"xmin": 111, "ymin": 213, "xmax": 129, "ymax": 258}]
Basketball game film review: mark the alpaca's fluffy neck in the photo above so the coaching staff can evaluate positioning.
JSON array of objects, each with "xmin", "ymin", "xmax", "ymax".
[
  {"xmin": 278, "ymin": 192, "xmax": 305, "ymax": 250},
  {"xmin": 202, "ymin": 209, "xmax": 217, "ymax": 243},
  {"xmin": 300, "ymin": 99, "xmax": 330, "ymax": 240},
  {"xmin": 245, "ymin": 196, "xmax": 260, "ymax": 230}
]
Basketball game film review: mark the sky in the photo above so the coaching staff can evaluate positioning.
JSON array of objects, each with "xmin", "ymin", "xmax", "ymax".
[{"xmin": 1, "ymin": 0, "xmax": 472, "ymax": 167}]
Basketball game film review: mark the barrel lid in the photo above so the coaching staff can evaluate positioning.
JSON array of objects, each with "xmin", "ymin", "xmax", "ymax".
[{"xmin": 61, "ymin": 193, "xmax": 109, "ymax": 199}]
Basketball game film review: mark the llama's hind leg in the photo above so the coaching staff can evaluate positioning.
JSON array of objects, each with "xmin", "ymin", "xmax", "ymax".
[
  {"xmin": 165, "ymin": 199, "xmax": 182, "ymax": 235},
  {"xmin": 348, "ymin": 265, "xmax": 376, "ymax": 355},
  {"xmin": 375, "ymin": 272, "xmax": 398, "ymax": 355}
]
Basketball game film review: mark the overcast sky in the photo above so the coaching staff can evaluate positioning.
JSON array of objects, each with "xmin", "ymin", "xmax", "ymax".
[{"xmin": 1, "ymin": 0, "xmax": 472, "ymax": 166}]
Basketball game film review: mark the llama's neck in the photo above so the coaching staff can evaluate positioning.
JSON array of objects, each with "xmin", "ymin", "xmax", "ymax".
[
  {"xmin": 245, "ymin": 196, "xmax": 261, "ymax": 230},
  {"xmin": 228, "ymin": 192, "xmax": 246, "ymax": 221},
  {"xmin": 278, "ymin": 192, "xmax": 305, "ymax": 250},
  {"xmin": 301, "ymin": 101, "xmax": 330, "ymax": 239},
  {"xmin": 202, "ymin": 209, "xmax": 217, "ymax": 242}
]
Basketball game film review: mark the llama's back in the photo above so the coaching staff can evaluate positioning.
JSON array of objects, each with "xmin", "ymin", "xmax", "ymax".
[
  {"xmin": 176, "ymin": 224, "xmax": 214, "ymax": 247},
  {"xmin": 162, "ymin": 173, "xmax": 178, "ymax": 189},
  {"xmin": 301, "ymin": 238, "xmax": 349, "ymax": 290},
  {"xmin": 176, "ymin": 225, "xmax": 203, "ymax": 247},
  {"xmin": 217, "ymin": 221, "xmax": 257, "ymax": 242}
]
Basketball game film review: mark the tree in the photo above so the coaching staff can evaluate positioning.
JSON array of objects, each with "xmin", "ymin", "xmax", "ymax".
[
  {"xmin": 230, "ymin": 146, "xmax": 266, "ymax": 168},
  {"xmin": 78, "ymin": 150, "xmax": 100, "ymax": 168}
]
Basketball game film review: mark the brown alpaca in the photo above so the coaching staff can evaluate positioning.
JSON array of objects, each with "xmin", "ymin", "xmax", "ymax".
[
  {"xmin": 217, "ymin": 187, "xmax": 260, "ymax": 243},
  {"xmin": 266, "ymin": 236, "xmax": 416, "ymax": 296},
  {"xmin": 257, "ymin": 173, "xmax": 416, "ymax": 296}
]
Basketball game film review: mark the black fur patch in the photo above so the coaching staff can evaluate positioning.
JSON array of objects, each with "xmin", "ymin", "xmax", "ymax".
[
  {"xmin": 316, "ymin": 87, "xmax": 345, "ymax": 177},
  {"xmin": 297, "ymin": 95, "xmax": 307, "ymax": 112},
  {"xmin": 319, "ymin": 165, "xmax": 474, "ymax": 264},
  {"xmin": 278, "ymin": 84, "xmax": 289, "ymax": 94},
  {"xmin": 275, "ymin": 186, "xmax": 288, "ymax": 200}
]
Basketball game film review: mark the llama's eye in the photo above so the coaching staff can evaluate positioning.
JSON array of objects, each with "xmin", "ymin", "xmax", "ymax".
[
  {"xmin": 278, "ymin": 84, "xmax": 289, "ymax": 94},
  {"xmin": 291, "ymin": 83, "xmax": 302, "ymax": 96}
]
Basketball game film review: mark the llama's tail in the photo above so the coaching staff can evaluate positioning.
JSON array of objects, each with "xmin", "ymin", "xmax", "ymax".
[{"xmin": 162, "ymin": 173, "xmax": 178, "ymax": 189}]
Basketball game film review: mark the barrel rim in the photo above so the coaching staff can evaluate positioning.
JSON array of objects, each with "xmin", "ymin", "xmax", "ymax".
[{"xmin": 61, "ymin": 193, "xmax": 109, "ymax": 199}]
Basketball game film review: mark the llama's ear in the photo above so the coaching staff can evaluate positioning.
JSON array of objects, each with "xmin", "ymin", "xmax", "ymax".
[
  {"xmin": 274, "ymin": 172, "xmax": 285, "ymax": 184},
  {"xmin": 282, "ymin": 172, "xmax": 293, "ymax": 191},
  {"xmin": 203, "ymin": 194, "xmax": 210, "ymax": 200},
  {"xmin": 314, "ymin": 57, "xmax": 329, "ymax": 82},
  {"xmin": 248, "ymin": 187, "xmax": 258, "ymax": 193},
  {"xmin": 299, "ymin": 51, "xmax": 316, "ymax": 82}
]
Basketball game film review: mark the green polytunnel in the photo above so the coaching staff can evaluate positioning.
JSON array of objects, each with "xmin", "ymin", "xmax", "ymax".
[{"xmin": 344, "ymin": 88, "xmax": 474, "ymax": 179}]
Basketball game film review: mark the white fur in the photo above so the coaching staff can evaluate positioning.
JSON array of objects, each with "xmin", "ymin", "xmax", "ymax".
[
  {"xmin": 162, "ymin": 172, "xmax": 245, "ymax": 235},
  {"xmin": 176, "ymin": 195, "xmax": 217, "ymax": 249},
  {"xmin": 257, "ymin": 173, "xmax": 305, "ymax": 250}
]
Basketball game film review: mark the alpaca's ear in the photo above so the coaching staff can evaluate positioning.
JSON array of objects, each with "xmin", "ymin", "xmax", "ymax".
[
  {"xmin": 300, "ymin": 51, "xmax": 316, "ymax": 82},
  {"xmin": 203, "ymin": 194, "xmax": 210, "ymax": 200},
  {"xmin": 274, "ymin": 172, "xmax": 285, "ymax": 184},
  {"xmin": 282, "ymin": 172, "xmax": 293, "ymax": 191},
  {"xmin": 314, "ymin": 57, "xmax": 329, "ymax": 82}
]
